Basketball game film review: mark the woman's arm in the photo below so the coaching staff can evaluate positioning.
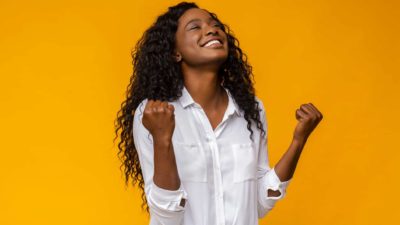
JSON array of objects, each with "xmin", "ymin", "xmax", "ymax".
[
  {"xmin": 143, "ymin": 99, "xmax": 181, "ymax": 191},
  {"xmin": 256, "ymin": 99, "xmax": 323, "ymax": 218},
  {"xmin": 270, "ymin": 103, "xmax": 323, "ymax": 196},
  {"xmin": 152, "ymin": 138, "xmax": 181, "ymax": 190},
  {"xmin": 133, "ymin": 99, "xmax": 187, "ymax": 225}
]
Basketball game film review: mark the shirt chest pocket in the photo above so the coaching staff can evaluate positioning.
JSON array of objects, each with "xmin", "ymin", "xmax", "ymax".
[
  {"xmin": 232, "ymin": 142, "xmax": 257, "ymax": 183},
  {"xmin": 174, "ymin": 142, "xmax": 208, "ymax": 182}
]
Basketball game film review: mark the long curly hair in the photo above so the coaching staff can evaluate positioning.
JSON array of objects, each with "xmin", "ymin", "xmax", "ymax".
[{"xmin": 113, "ymin": 1, "xmax": 266, "ymax": 214}]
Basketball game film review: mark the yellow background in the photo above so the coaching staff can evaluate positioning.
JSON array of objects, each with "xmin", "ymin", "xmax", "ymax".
[{"xmin": 1, "ymin": 0, "xmax": 399, "ymax": 224}]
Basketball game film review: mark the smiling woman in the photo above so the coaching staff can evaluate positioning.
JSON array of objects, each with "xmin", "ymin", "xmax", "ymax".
[
  {"xmin": 114, "ymin": 1, "xmax": 322, "ymax": 225},
  {"xmin": 174, "ymin": 7, "xmax": 229, "ymax": 69}
]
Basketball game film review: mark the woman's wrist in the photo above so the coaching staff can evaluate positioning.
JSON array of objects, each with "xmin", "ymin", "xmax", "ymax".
[
  {"xmin": 153, "ymin": 136, "xmax": 173, "ymax": 148},
  {"xmin": 293, "ymin": 134, "xmax": 307, "ymax": 145},
  {"xmin": 291, "ymin": 136, "xmax": 307, "ymax": 152}
]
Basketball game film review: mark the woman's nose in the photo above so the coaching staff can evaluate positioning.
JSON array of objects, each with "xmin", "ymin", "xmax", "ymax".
[{"xmin": 205, "ymin": 25, "xmax": 219, "ymax": 36}]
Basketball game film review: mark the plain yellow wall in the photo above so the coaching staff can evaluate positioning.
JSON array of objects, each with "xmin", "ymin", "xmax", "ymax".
[{"xmin": 1, "ymin": 0, "xmax": 399, "ymax": 224}]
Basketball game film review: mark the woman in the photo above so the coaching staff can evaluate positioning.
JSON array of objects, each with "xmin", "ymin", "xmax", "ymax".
[{"xmin": 114, "ymin": 2, "xmax": 323, "ymax": 225}]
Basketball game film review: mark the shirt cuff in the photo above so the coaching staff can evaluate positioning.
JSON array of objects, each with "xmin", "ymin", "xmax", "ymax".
[
  {"xmin": 262, "ymin": 167, "xmax": 291, "ymax": 200},
  {"xmin": 149, "ymin": 182, "xmax": 188, "ymax": 212}
]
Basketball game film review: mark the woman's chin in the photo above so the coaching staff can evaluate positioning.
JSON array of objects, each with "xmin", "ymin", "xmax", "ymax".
[{"xmin": 199, "ymin": 53, "xmax": 228, "ymax": 64}]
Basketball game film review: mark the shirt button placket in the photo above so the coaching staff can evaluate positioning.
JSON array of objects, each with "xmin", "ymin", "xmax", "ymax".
[
  {"xmin": 198, "ymin": 107, "xmax": 226, "ymax": 225},
  {"xmin": 208, "ymin": 134, "xmax": 226, "ymax": 225}
]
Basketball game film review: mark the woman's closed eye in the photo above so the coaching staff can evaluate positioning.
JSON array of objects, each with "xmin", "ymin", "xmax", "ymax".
[
  {"xmin": 190, "ymin": 25, "xmax": 200, "ymax": 30},
  {"xmin": 190, "ymin": 23, "xmax": 221, "ymax": 30},
  {"xmin": 213, "ymin": 23, "xmax": 222, "ymax": 28}
]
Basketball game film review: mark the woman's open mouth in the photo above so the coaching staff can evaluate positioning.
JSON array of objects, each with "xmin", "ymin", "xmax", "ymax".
[{"xmin": 203, "ymin": 40, "xmax": 223, "ymax": 48}]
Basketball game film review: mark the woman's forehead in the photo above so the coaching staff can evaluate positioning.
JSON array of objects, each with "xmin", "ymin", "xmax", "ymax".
[{"xmin": 178, "ymin": 8, "xmax": 214, "ymax": 25}]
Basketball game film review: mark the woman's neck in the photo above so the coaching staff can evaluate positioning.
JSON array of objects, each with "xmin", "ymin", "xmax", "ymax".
[{"xmin": 182, "ymin": 66, "xmax": 225, "ymax": 111}]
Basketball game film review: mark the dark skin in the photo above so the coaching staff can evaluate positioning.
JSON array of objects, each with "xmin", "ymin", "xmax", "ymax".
[{"xmin": 142, "ymin": 8, "xmax": 323, "ymax": 201}]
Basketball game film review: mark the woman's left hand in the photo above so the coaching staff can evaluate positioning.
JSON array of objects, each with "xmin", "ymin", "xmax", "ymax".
[{"xmin": 293, "ymin": 103, "xmax": 323, "ymax": 142}]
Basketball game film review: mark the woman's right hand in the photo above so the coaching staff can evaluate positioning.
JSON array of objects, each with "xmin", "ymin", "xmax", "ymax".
[
  {"xmin": 142, "ymin": 99, "xmax": 176, "ymax": 142},
  {"xmin": 143, "ymin": 100, "xmax": 180, "ymax": 191}
]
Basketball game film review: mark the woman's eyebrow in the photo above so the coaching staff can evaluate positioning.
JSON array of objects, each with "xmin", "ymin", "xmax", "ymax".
[
  {"xmin": 185, "ymin": 17, "xmax": 216, "ymax": 28},
  {"xmin": 185, "ymin": 19, "xmax": 200, "ymax": 28}
]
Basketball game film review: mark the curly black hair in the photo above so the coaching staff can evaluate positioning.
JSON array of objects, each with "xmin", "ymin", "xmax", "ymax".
[{"xmin": 113, "ymin": 1, "xmax": 266, "ymax": 214}]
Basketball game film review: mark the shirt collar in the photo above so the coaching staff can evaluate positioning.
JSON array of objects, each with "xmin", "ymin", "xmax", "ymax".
[{"xmin": 179, "ymin": 85, "xmax": 242, "ymax": 117}]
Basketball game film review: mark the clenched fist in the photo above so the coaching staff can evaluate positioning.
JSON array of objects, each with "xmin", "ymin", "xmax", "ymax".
[
  {"xmin": 142, "ymin": 100, "xmax": 176, "ymax": 142},
  {"xmin": 294, "ymin": 103, "xmax": 323, "ymax": 141}
]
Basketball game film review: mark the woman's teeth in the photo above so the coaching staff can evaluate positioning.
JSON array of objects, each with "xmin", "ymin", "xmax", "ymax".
[{"xmin": 204, "ymin": 40, "xmax": 221, "ymax": 47}]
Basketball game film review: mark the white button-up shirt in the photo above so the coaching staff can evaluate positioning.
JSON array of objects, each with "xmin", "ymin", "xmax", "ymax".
[{"xmin": 133, "ymin": 85, "xmax": 292, "ymax": 225}]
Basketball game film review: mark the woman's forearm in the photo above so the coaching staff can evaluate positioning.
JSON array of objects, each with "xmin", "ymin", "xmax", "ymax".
[
  {"xmin": 273, "ymin": 102, "xmax": 323, "ymax": 183},
  {"xmin": 274, "ymin": 136, "xmax": 307, "ymax": 182},
  {"xmin": 266, "ymin": 137, "xmax": 307, "ymax": 197},
  {"xmin": 153, "ymin": 138, "xmax": 181, "ymax": 190},
  {"xmin": 267, "ymin": 102, "xmax": 323, "ymax": 197}
]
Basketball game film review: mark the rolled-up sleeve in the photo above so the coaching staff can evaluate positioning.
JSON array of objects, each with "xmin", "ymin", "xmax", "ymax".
[
  {"xmin": 133, "ymin": 99, "xmax": 188, "ymax": 225},
  {"xmin": 255, "ymin": 98, "xmax": 292, "ymax": 218}
]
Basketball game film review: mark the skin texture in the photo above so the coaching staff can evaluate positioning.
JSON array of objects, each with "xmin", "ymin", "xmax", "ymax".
[{"xmin": 142, "ymin": 7, "xmax": 324, "ymax": 198}]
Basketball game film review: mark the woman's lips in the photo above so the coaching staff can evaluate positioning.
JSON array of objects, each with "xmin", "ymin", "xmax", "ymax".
[{"xmin": 203, "ymin": 40, "xmax": 223, "ymax": 48}]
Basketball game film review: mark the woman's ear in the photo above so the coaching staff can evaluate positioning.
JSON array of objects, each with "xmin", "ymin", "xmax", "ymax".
[{"xmin": 173, "ymin": 52, "xmax": 182, "ymax": 62}]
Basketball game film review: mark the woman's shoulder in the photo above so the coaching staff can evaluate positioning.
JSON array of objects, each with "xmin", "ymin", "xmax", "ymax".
[{"xmin": 254, "ymin": 96, "xmax": 266, "ymax": 111}]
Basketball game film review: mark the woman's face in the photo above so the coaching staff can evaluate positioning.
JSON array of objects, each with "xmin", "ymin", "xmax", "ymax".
[{"xmin": 174, "ymin": 8, "xmax": 228, "ymax": 68}]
